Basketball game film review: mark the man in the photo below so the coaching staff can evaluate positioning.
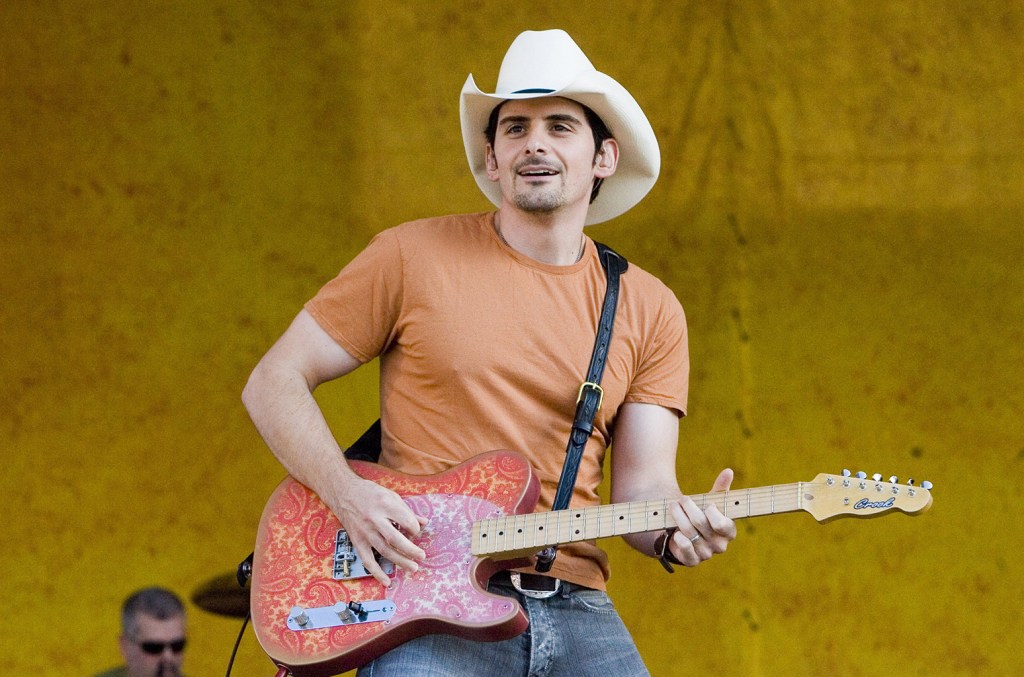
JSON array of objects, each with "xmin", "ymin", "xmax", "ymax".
[
  {"xmin": 95, "ymin": 586, "xmax": 187, "ymax": 677},
  {"xmin": 243, "ymin": 30, "xmax": 736, "ymax": 675}
]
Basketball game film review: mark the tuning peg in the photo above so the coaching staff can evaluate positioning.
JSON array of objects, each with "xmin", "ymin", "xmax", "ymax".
[
  {"xmin": 921, "ymin": 480, "xmax": 933, "ymax": 490},
  {"xmin": 856, "ymin": 471, "xmax": 867, "ymax": 479},
  {"xmin": 907, "ymin": 478, "xmax": 915, "ymax": 486},
  {"xmin": 842, "ymin": 469, "xmax": 852, "ymax": 477},
  {"xmin": 872, "ymin": 473, "xmax": 882, "ymax": 482},
  {"xmin": 889, "ymin": 476, "xmax": 899, "ymax": 484}
]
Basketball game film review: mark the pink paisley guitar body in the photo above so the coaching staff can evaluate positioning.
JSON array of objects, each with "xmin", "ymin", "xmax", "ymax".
[{"xmin": 251, "ymin": 450, "xmax": 540, "ymax": 677}]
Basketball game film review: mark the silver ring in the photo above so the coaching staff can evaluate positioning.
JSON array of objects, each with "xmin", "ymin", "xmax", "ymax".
[{"xmin": 689, "ymin": 533, "xmax": 702, "ymax": 543}]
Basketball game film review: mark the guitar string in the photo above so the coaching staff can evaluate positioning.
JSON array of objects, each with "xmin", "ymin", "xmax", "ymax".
[
  {"xmin": 475, "ymin": 481, "xmax": 919, "ymax": 552},
  {"xmin": 476, "ymin": 485, "xmax": 810, "ymax": 552}
]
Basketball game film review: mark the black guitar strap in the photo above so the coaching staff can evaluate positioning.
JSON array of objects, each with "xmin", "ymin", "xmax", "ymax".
[
  {"xmin": 536, "ymin": 241, "xmax": 627, "ymax": 573},
  {"xmin": 344, "ymin": 418, "xmax": 382, "ymax": 462}
]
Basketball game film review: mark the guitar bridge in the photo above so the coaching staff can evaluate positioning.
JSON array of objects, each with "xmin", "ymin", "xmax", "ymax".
[
  {"xmin": 287, "ymin": 600, "xmax": 396, "ymax": 631},
  {"xmin": 334, "ymin": 529, "xmax": 394, "ymax": 580}
]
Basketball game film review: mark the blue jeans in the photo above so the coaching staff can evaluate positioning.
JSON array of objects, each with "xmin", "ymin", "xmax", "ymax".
[{"xmin": 356, "ymin": 579, "xmax": 650, "ymax": 677}]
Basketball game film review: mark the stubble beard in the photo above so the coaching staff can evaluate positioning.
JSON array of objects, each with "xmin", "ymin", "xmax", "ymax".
[{"xmin": 511, "ymin": 180, "xmax": 565, "ymax": 214}]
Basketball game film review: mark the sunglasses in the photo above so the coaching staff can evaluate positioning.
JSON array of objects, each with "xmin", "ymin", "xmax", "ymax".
[{"xmin": 137, "ymin": 638, "xmax": 187, "ymax": 655}]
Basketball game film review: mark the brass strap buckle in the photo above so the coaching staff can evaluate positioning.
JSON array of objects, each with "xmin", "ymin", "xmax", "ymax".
[{"xmin": 575, "ymin": 381, "xmax": 604, "ymax": 411}]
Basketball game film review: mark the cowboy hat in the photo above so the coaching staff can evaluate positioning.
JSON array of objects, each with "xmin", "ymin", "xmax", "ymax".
[{"xmin": 460, "ymin": 29, "xmax": 660, "ymax": 225}]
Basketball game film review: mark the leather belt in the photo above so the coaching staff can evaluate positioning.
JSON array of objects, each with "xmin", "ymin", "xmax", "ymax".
[{"xmin": 491, "ymin": 571, "xmax": 562, "ymax": 599}]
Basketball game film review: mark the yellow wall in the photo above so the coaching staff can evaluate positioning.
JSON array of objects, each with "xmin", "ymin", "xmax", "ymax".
[{"xmin": 2, "ymin": 2, "xmax": 1020, "ymax": 675}]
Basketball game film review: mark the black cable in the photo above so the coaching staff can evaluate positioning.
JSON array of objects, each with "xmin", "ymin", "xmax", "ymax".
[{"xmin": 224, "ymin": 612, "xmax": 250, "ymax": 677}]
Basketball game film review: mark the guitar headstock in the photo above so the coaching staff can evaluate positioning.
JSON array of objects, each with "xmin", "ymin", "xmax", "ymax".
[{"xmin": 802, "ymin": 470, "xmax": 933, "ymax": 522}]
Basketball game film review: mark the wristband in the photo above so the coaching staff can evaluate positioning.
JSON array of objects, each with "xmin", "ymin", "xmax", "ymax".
[{"xmin": 654, "ymin": 528, "xmax": 681, "ymax": 573}]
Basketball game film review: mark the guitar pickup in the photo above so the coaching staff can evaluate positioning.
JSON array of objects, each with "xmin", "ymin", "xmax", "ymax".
[
  {"xmin": 287, "ymin": 600, "xmax": 396, "ymax": 631},
  {"xmin": 334, "ymin": 529, "xmax": 394, "ymax": 580}
]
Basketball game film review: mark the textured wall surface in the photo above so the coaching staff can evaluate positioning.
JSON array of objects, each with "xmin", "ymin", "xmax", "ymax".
[{"xmin": 2, "ymin": 2, "xmax": 1021, "ymax": 675}]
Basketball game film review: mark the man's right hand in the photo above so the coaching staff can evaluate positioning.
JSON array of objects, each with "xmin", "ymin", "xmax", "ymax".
[
  {"xmin": 328, "ymin": 476, "xmax": 429, "ymax": 587},
  {"xmin": 242, "ymin": 310, "xmax": 428, "ymax": 587}
]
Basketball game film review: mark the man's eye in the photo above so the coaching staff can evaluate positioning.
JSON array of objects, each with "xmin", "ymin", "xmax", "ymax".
[{"xmin": 505, "ymin": 124, "xmax": 524, "ymax": 134}]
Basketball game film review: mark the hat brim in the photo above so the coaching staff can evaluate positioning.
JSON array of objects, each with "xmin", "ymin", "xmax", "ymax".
[{"xmin": 460, "ymin": 70, "xmax": 660, "ymax": 226}]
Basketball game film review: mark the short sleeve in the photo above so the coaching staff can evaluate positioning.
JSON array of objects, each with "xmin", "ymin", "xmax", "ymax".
[
  {"xmin": 303, "ymin": 229, "xmax": 404, "ymax": 363},
  {"xmin": 624, "ymin": 294, "xmax": 689, "ymax": 416}
]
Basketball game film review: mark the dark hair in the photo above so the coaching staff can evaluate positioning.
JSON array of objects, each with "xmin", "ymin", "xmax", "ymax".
[
  {"xmin": 121, "ymin": 587, "xmax": 185, "ymax": 636},
  {"xmin": 484, "ymin": 100, "xmax": 614, "ymax": 203}
]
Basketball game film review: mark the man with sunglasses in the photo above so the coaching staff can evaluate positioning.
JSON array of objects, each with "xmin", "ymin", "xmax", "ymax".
[{"xmin": 95, "ymin": 586, "xmax": 187, "ymax": 677}]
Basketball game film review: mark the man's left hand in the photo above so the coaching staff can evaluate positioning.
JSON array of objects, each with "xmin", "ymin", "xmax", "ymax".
[{"xmin": 667, "ymin": 468, "xmax": 737, "ymax": 566}]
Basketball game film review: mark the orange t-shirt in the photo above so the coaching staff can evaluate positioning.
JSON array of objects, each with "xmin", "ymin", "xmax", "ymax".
[{"xmin": 305, "ymin": 212, "xmax": 688, "ymax": 589}]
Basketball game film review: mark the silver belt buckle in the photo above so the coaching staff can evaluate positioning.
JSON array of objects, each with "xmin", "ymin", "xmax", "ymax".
[{"xmin": 510, "ymin": 571, "xmax": 561, "ymax": 599}]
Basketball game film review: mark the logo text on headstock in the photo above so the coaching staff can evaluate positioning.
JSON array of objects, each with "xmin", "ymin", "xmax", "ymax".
[{"xmin": 854, "ymin": 497, "xmax": 896, "ymax": 510}]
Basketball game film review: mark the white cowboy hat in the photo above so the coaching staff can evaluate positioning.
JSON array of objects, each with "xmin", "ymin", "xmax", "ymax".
[{"xmin": 460, "ymin": 29, "xmax": 660, "ymax": 225}]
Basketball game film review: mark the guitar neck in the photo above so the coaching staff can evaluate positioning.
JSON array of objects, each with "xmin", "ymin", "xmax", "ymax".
[{"xmin": 471, "ymin": 483, "xmax": 804, "ymax": 558}]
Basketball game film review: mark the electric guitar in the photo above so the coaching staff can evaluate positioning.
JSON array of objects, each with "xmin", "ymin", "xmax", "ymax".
[{"xmin": 251, "ymin": 450, "xmax": 932, "ymax": 676}]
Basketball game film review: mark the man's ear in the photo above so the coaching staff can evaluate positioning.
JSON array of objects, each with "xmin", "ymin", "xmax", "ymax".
[
  {"xmin": 594, "ymin": 138, "xmax": 619, "ymax": 179},
  {"xmin": 485, "ymin": 144, "xmax": 500, "ymax": 181}
]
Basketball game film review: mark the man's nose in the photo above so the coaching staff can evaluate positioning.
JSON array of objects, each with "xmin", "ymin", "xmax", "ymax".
[{"xmin": 524, "ymin": 130, "xmax": 547, "ymax": 154}]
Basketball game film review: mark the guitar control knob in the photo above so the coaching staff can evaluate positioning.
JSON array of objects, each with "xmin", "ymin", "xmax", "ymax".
[
  {"xmin": 872, "ymin": 473, "xmax": 882, "ymax": 482},
  {"xmin": 333, "ymin": 602, "xmax": 355, "ymax": 622},
  {"xmin": 289, "ymin": 606, "xmax": 310, "ymax": 627},
  {"xmin": 921, "ymin": 480, "xmax": 933, "ymax": 490}
]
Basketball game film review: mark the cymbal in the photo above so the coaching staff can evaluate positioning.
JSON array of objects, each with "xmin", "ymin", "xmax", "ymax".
[{"xmin": 191, "ymin": 572, "xmax": 250, "ymax": 618}]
